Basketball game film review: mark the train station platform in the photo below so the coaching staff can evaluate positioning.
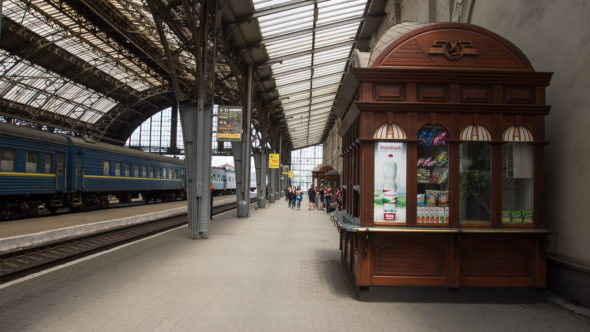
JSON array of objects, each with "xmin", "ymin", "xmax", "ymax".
[
  {"xmin": 0, "ymin": 196, "xmax": 235, "ymax": 255},
  {"xmin": 0, "ymin": 202, "xmax": 589, "ymax": 331}
]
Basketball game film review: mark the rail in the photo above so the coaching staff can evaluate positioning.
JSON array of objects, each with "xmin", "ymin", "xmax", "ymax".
[{"xmin": 0, "ymin": 197, "xmax": 256, "ymax": 283}]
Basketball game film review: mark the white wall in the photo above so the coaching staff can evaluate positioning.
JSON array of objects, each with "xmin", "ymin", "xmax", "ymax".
[{"xmin": 469, "ymin": 0, "xmax": 590, "ymax": 266}]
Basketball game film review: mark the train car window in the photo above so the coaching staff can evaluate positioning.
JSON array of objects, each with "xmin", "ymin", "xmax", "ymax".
[
  {"xmin": 104, "ymin": 161, "xmax": 110, "ymax": 175},
  {"xmin": 44, "ymin": 153, "xmax": 53, "ymax": 173},
  {"xmin": 57, "ymin": 155, "xmax": 64, "ymax": 174},
  {"xmin": 143, "ymin": 165, "xmax": 147, "ymax": 177},
  {"xmin": 26, "ymin": 152, "xmax": 39, "ymax": 173},
  {"xmin": 76, "ymin": 157, "xmax": 82, "ymax": 169},
  {"xmin": 157, "ymin": 167, "xmax": 162, "ymax": 178},
  {"xmin": 125, "ymin": 163, "xmax": 130, "ymax": 177},
  {"xmin": 134, "ymin": 164, "xmax": 139, "ymax": 177},
  {"xmin": 169, "ymin": 169, "xmax": 173, "ymax": 179},
  {"xmin": 1, "ymin": 148, "xmax": 16, "ymax": 171},
  {"xmin": 150, "ymin": 166, "xmax": 155, "ymax": 178},
  {"xmin": 114, "ymin": 162, "xmax": 121, "ymax": 176}
]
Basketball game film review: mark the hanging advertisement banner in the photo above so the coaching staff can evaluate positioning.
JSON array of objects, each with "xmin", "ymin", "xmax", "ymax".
[
  {"xmin": 217, "ymin": 106, "xmax": 242, "ymax": 141},
  {"xmin": 282, "ymin": 165, "xmax": 289, "ymax": 175},
  {"xmin": 288, "ymin": 171, "xmax": 294, "ymax": 178},
  {"xmin": 374, "ymin": 142, "xmax": 407, "ymax": 223},
  {"xmin": 269, "ymin": 153, "xmax": 279, "ymax": 168}
]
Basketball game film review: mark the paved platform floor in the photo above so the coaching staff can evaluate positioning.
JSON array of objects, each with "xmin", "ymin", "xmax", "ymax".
[
  {"xmin": 0, "ymin": 195, "xmax": 236, "ymax": 238},
  {"xmin": 0, "ymin": 202, "xmax": 588, "ymax": 331}
]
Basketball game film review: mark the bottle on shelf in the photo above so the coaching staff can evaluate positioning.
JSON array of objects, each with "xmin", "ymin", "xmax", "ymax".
[{"xmin": 383, "ymin": 154, "xmax": 397, "ymax": 221}]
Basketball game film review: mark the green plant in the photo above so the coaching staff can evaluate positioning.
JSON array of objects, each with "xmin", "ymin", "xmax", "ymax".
[{"xmin": 460, "ymin": 170, "xmax": 490, "ymax": 217}]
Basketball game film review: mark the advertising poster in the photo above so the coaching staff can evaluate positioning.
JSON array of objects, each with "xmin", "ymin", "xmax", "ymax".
[
  {"xmin": 374, "ymin": 142, "xmax": 407, "ymax": 223},
  {"xmin": 217, "ymin": 106, "xmax": 242, "ymax": 141},
  {"xmin": 268, "ymin": 153, "xmax": 279, "ymax": 168}
]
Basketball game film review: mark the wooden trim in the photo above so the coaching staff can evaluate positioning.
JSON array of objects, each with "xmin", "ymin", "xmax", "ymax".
[
  {"xmin": 354, "ymin": 102, "xmax": 551, "ymax": 115},
  {"xmin": 353, "ymin": 69, "xmax": 552, "ymax": 86},
  {"xmin": 461, "ymin": 277, "xmax": 533, "ymax": 287}
]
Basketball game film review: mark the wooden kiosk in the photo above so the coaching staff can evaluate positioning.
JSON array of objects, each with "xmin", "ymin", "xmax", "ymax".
[{"xmin": 334, "ymin": 23, "xmax": 552, "ymax": 289}]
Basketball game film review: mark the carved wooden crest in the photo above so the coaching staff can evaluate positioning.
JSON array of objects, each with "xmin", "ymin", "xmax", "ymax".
[{"xmin": 428, "ymin": 40, "xmax": 478, "ymax": 60}]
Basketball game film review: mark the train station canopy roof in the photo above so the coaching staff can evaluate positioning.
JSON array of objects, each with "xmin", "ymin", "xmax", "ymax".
[{"xmin": 0, "ymin": 0, "xmax": 386, "ymax": 148}]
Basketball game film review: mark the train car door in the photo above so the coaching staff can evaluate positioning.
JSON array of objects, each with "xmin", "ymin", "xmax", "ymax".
[
  {"xmin": 74, "ymin": 155, "xmax": 83, "ymax": 191},
  {"xmin": 55, "ymin": 153, "xmax": 66, "ymax": 192}
]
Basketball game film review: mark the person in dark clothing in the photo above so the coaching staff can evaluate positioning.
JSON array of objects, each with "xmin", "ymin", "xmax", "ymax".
[
  {"xmin": 307, "ymin": 186, "xmax": 316, "ymax": 210},
  {"xmin": 286, "ymin": 186, "xmax": 292, "ymax": 208},
  {"xmin": 319, "ymin": 187, "xmax": 325, "ymax": 211}
]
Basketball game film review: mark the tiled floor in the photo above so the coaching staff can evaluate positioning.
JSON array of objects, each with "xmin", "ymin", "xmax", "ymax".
[{"xmin": 0, "ymin": 201, "xmax": 588, "ymax": 331}]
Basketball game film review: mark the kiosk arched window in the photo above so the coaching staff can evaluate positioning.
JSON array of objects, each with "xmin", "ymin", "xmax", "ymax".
[
  {"xmin": 502, "ymin": 126, "xmax": 534, "ymax": 225},
  {"xmin": 460, "ymin": 125, "xmax": 492, "ymax": 225},
  {"xmin": 417, "ymin": 124, "xmax": 449, "ymax": 225},
  {"xmin": 373, "ymin": 123, "xmax": 407, "ymax": 224}
]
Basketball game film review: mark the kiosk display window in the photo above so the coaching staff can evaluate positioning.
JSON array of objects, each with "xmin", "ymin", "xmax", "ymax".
[
  {"xmin": 374, "ymin": 142, "xmax": 407, "ymax": 223},
  {"xmin": 416, "ymin": 125, "xmax": 449, "ymax": 224},
  {"xmin": 501, "ymin": 126, "xmax": 535, "ymax": 225},
  {"xmin": 459, "ymin": 125, "xmax": 492, "ymax": 225}
]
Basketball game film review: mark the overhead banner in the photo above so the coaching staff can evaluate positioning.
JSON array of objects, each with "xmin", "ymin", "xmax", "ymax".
[
  {"xmin": 269, "ymin": 153, "xmax": 279, "ymax": 168},
  {"xmin": 282, "ymin": 165, "xmax": 289, "ymax": 175},
  {"xmin": 217, "ymin": 106, "xmax": 242, "ymax": 141}
]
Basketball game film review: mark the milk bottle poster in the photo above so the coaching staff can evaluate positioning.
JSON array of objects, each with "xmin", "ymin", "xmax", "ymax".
[{"xmin": 374, "ymin": 142, "xmax": 406, "ymax": 223}]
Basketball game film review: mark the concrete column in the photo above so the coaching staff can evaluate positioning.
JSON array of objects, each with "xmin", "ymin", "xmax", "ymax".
[
  {"xmin": 231, "ymin": 65, "xmax": 252, "ymax": 217},
  {"xmin": 253, "ymin": 150, "xmax": 266, "ymax": 208},
  {"xmin": 180, "ymin": 101, "xmax": 212, "ymax": 239},
  {"xmin": 273, "ymin": 165, "xmax": 280, "ymax": 200}
]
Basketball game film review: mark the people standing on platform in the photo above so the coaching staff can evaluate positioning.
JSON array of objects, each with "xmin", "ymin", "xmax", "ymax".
[
  {"xmin": 325, "ymin": 187, "xmax": 333, "ymax": 213},
  {"xmin": 296, "ymin": 185, "xmax": 303, "ymax": 210},
  {"xmin": 286, "ymin": 186, "xmax": 292, "ymax": 208},
  {"xmin": 316, "ymin": 187, "xmax": 321, "ymax": 210},
  {"xmin": 319, "ymin": 187, "xmax": 325, "ymax": 211},
  {"xmin": 291, "ymin": 186, "xmax": 297, "ymax": 209},
  {"xmin": 308, "ymin": 186, "xmax": 316, "ymax": 210},
  {"xmin": 335, "ymin": 187, "xmax": 343, "ymax": 211}
]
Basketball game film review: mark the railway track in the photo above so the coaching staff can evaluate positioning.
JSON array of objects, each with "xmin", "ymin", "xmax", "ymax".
[{"xmin": 0, "ymin": 198, "xmax": 256, "ymax": 283}]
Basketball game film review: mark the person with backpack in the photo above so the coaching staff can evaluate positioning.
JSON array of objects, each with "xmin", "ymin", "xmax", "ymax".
[
  {"xmin": 307, "ymin": 186, "xmax": 316, "ymax": 210},
  {"xmin": 286, "ymin": 186, "xmax": 292, "ymax": 208},
  {"xmin": 295, "ymin": 185, "xmax": 303, "ymax": 210}
]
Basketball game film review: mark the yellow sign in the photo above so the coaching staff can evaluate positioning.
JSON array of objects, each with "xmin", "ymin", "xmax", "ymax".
[
  {"xmin": 269, "ymin": 153, "xmax": 279, "ymax": 169},
  {"xmin": 288, "ymin": 171, "xmax": 294, "ymax": 178},
  {"xmin": 282, "ymin": 165, "xmax": 289, "ymax": 174}
]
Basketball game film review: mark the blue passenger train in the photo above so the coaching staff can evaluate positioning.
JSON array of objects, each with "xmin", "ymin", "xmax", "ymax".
[
  {"xmin": 211, "ymin": 166, "xmax": 237, "ymax": 195},
  {"xmin": 0, "ymin": 123, "xmax": 256, "ymax": 220},
  {"xmin": 0, "ymin": 122, "xmax": 185, "ymax": 219}
]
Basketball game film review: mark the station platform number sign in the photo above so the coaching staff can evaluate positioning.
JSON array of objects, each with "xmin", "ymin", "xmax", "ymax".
[{"xmin": 269, "ymin": 153, "xmax": 279, "ymax": 168}]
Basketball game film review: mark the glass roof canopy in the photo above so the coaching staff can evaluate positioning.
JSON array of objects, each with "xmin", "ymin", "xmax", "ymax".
[
  {"xmin": 253, "ymin": 0, "xmax": 367, "ymax": 149},
  {"xmin": 0, "ymin": 0, "xmax": 167, "ymax": 128}
]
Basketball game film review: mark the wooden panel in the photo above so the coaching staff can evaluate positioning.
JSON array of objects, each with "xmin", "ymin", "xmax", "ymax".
[
  {"xmin": 371, "ymin": 276, "xmax": 449, "ymax": 287},
  {"xmin": 372, "ymin": 234, "xmax": 449, "ymax": 277},
  {"xmin": 417, "ymin": 84, "xmax": 449, "ymax": 102},
  {"xmin": 460, "ymin": 236, "xmax": 534, "ymax": 277},
  {"xmin": 504, "ymin": 86, "xmax": 535, "ymax": 104},
  {"xmin": 461, "ymin": 85, "xmax": 492, "ymax": 103},
  {"xmin": 374, "ymin": 84, "xmax": 406, "ymax": 101},
  {"xmin": 372, "ymin": 24, "xmax": 534, "ymax": 71}
]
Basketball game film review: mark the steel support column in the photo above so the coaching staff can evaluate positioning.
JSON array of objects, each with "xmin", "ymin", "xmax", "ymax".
[
  {"xmin": 180, "ymin": 101, "xmax": 212, "ymax": 239},
  {"xmin": 268, "ymin": 162, "xmax": 276, "ymax": 204},
  {"xmin": 231, "ymin": 65, "xmax": 252, "ymax": 217},
  {"xmin": 253, "ymin": 149, "xmax": 267, "ymax": 208}
]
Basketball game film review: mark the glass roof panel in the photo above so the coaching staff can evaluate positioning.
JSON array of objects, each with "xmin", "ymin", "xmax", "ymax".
[
  {"xmin": 3, "ymin": 0, "xmax": 163, "ymax": 92},
  {"xmin": 253, "ymin": 0, "xmax": 367, "ymax": 148},
  {"xmin": 0, "ymin": 50, "xmax": 117, "ymax": 124}
]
